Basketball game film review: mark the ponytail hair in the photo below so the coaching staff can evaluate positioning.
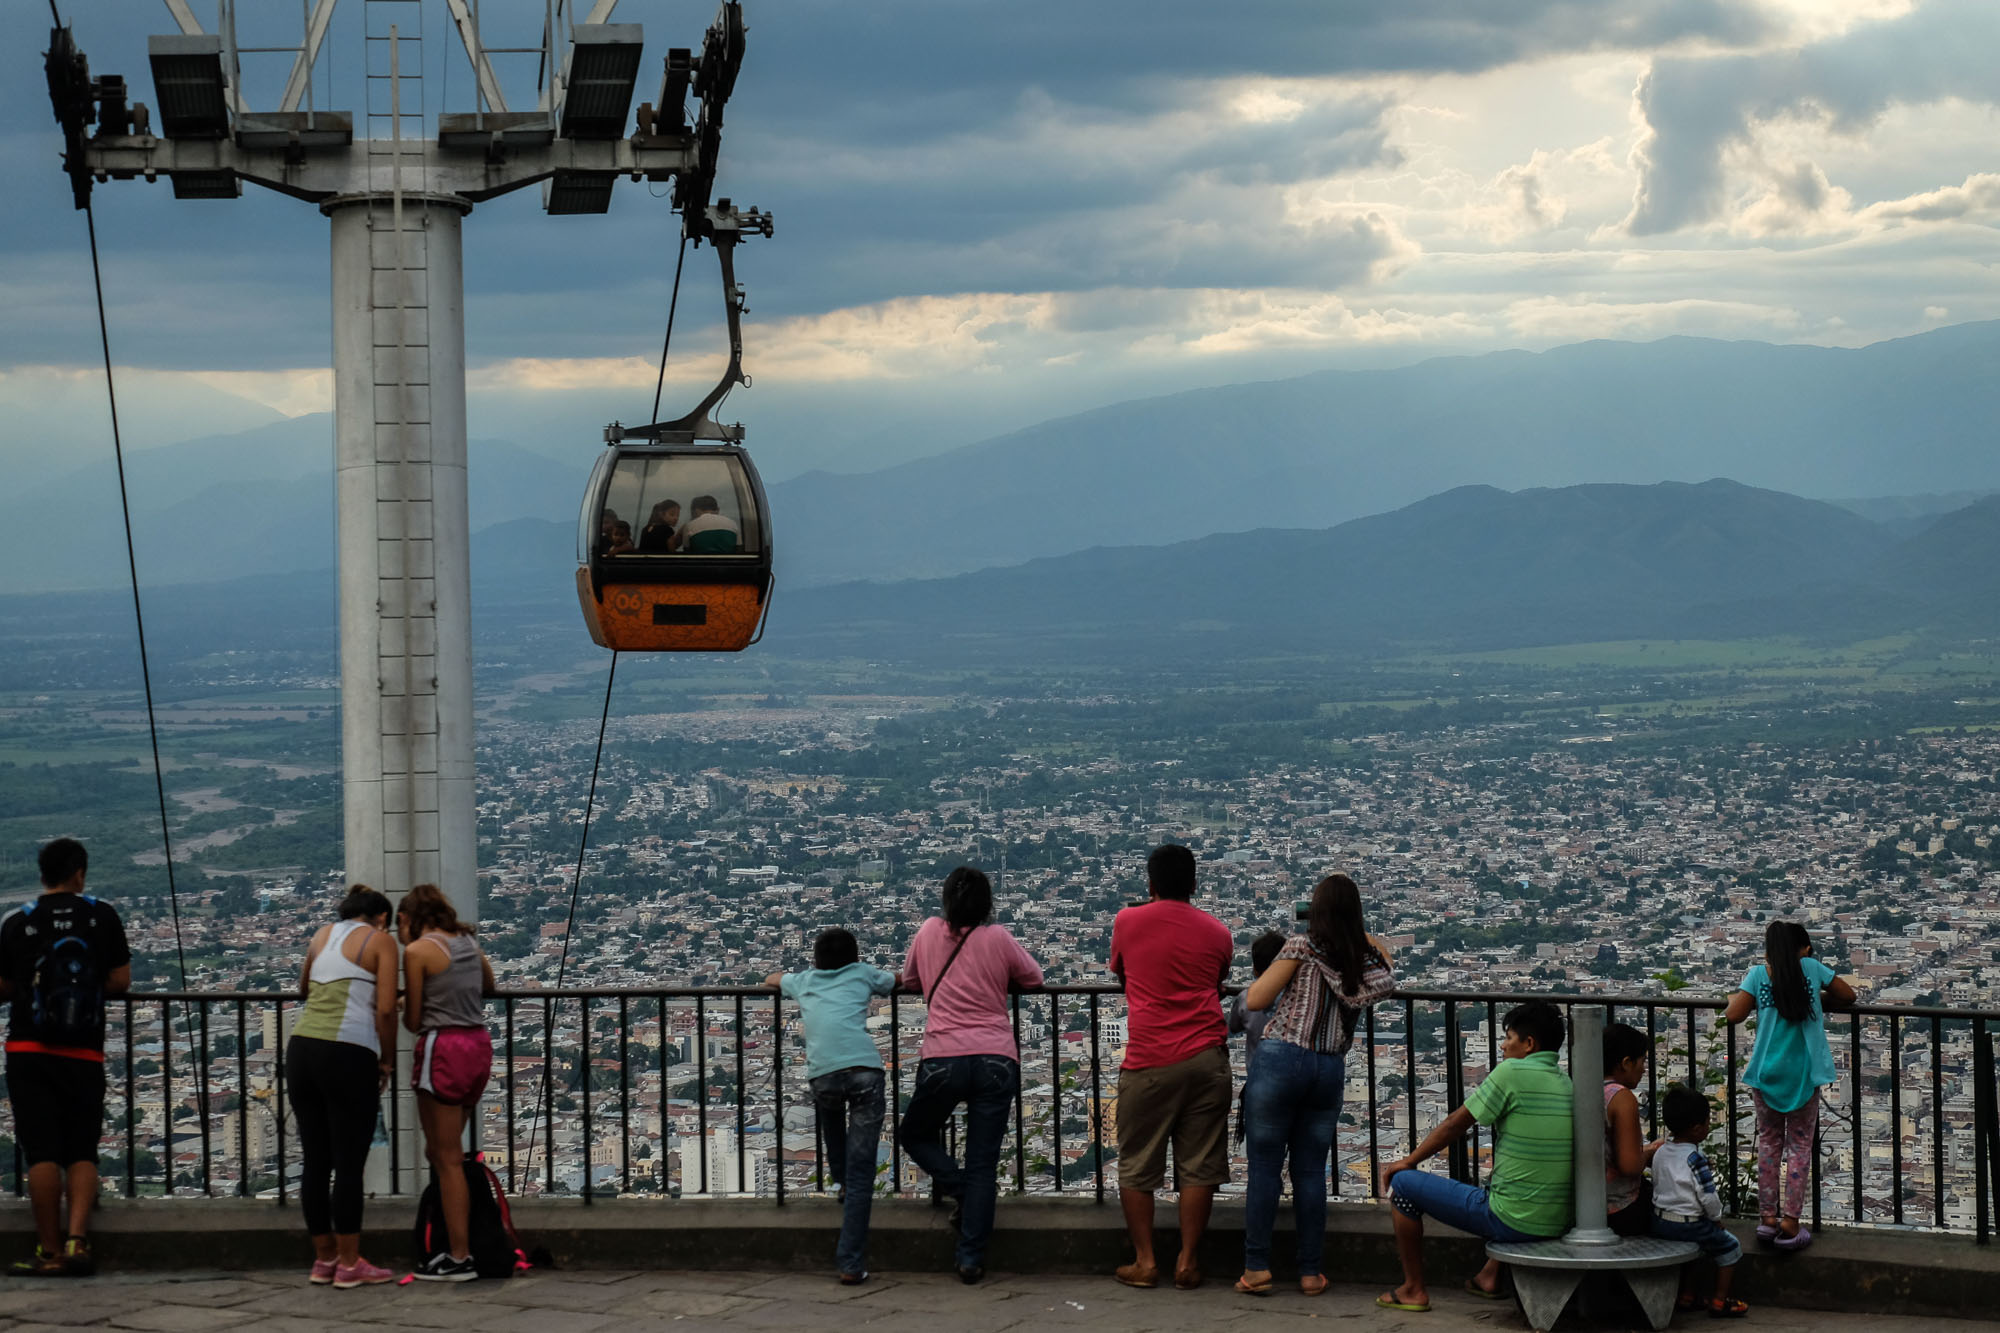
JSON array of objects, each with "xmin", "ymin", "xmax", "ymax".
[
  {"xmin": 338, "ymin": 885, "xmax": 392, "ymax": 922},
  {"xmin": 397, "ymin": 882, "xmax": 473, "ymax": 937},
  {"xmin": 1763, "ymin": 919, "xmax": 1810, "ymax": 1023},
  {"xmin": 940, "ymin": 866, "xmax": 992, "ymax": 933}
]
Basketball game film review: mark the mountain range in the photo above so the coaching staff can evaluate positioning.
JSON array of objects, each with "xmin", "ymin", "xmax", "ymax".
[
  {"xmin": 775, "ymin": 480, "xmax": 2000, "ymax": 658},
  {"xmin": 5, "ymin": 321, "xmax": 1998, "ymax": 596},
  {"xmin": 5, "ymin": 479, "xmax": 1994, "ymax": 675}
]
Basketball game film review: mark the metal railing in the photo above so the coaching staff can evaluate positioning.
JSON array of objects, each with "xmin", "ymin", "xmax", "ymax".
[{"xmin": 9, "ymin": 985, "xmax": 1999, "ymax": 1243}]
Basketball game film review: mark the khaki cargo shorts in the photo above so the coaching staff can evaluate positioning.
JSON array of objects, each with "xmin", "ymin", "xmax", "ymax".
[{"xmin": 1115, "ymin": 1044, "xmax": 1232, "ymax": 1192}]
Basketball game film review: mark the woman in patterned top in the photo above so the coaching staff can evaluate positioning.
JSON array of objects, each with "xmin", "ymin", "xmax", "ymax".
[{"xmin": 1234, "ymin": 873, "xmax": 1396, "ymax": 1296}]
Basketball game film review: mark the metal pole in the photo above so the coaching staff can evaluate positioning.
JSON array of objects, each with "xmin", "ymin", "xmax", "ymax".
[{"xmin": 1564, "ymin": 1005, "xmax": 1617, "ymax": 1246}]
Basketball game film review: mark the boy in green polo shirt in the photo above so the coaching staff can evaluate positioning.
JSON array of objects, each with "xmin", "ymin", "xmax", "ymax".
[{"xmin": 1376, "ymin": 1001, "xmax": 1573, "ymax": 1313}]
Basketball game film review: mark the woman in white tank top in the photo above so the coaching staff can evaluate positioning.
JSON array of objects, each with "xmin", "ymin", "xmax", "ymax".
[{"xmin": 286, "ymin": 887, "xmax": 398, "ymax": 1288}]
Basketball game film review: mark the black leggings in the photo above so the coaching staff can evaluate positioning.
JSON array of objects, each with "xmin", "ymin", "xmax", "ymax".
[{"xmin": 286, "ymin": 1036, "xmax": 379, "ymax": 1236}]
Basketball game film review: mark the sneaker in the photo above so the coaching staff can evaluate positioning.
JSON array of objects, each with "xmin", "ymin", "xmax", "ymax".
[
  {"xmin": 333, "ymin": 1258, "xmax": 395, "ymax": 1289},
  {"xmin": 411, "ymin": 1252, "xmax": 478, "ymax": 1283},
  {"xmin": 309, "ymin": 1259, "xmax": 338, "ymax": 1286},
  {"xmin": 61, "ymin": 1237, "xmax": 94, "ymax": 1278}
]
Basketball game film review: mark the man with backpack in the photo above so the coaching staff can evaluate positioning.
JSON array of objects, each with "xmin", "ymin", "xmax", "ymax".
[{"xmin": 0, "ymin": 839, "xmax": 131, "ymax": 1277}]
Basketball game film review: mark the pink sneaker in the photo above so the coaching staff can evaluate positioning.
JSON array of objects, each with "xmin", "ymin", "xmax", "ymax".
[
  {"xmin": 309, "ymin": 1259, "xmax": 337, "ymax": 1285},
  {"xmin": 333, "ymin": 1258, "xmax": 395, "ymax": 1289}
]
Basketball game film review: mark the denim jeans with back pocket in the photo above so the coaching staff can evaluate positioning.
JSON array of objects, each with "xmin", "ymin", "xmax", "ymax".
[
  {"xmin": 811, "ymin": 1066, "xmax": 887, "ymax": 1275},
  {"xmin": 896, "ymin": 1053, "xmax": 1020, "ymax": 1270}
]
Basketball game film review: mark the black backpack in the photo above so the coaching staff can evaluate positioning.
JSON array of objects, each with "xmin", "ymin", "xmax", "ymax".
[
  {"xmin": 25, "ymin": 899, "xmax": 103, "ymax": 1047},
  {"xmin": 413, "ymin": 1154, "xmax": 529, "ymax": 1280}
]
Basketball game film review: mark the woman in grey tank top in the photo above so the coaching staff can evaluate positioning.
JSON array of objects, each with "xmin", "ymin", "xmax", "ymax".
[{"xmin": 397, "ymin": 883, "xmax": 496, "ymax": 1281}]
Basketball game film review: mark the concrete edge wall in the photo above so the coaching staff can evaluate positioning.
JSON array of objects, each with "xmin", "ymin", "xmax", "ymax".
[{"xmin": 16, "ymin": 1197, "xmax": 1997, "ymax": 1320}]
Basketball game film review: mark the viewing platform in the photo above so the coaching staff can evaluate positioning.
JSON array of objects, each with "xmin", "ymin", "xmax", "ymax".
[
  {"xmin": 13, "ymin": 983, "xmax": 1997, "ymax": 1327},
  {"xmin": 0, "ymin": 1196, "xmax": 1992, "ymax": 1330}
]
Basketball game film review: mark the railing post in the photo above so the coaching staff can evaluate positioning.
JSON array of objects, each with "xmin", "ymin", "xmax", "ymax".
[
  {"xmin": 123, "ymin": 997, "xmax": 136, "ymax": 1198},
  {"xmin": 236, "ymin": 1000, "xmax": 249, "ymax": 1196},
  {"xmin": 504, "ymin": 998, "xmax": 516, "ymax": 1194},
  {"xmin": 696, "ymin": 994, "xmax": 709, "ymax": 1196},
  {"xmin": 1891, "ymin": 1013, "xmax": 1903, "ymax": 1226},
  {"xmin": 619, "ymin": 994, "xmax": 630, "ymax": 1195},
  {"xmin": 1852, "ymin": 1015, "xmax": 1864, "ymax": 1224},
  {"xmin": 888, "ymin": 990, "xmax": 899, "ymax": 1195},
  {"xmin": 773, "ymin": 988, "xmax": 784, "ymax": 1206},
  {"xmin": 1444, "ymin": 1001, "xmax": 1467, "ymax": 1182},
  {"xmin": 1364, "ymin": 1004, "xmax": 1380, "ymax": 1197},
  {"xmin": 581, "ymin": 996, "xmax": 593, "ymax": 1205},
  {"xmin": 1089, "ymin": 989, "xmax": 1103, "ymax": 1204},
  {"xmin": 1975, "ymin": 1020, "xmax": 1993, "ymax": 1245}
]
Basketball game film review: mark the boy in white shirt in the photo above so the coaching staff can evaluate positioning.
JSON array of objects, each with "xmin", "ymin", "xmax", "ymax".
[{"xmin": 1649, "ymin": 1086, "xmax": 1746, "ymax": 1318}]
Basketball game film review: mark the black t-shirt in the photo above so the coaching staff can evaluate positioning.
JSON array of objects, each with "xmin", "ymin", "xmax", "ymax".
[{"xmin": 0, "ymin": 893, "xmax": 132, "ymax": 1054}]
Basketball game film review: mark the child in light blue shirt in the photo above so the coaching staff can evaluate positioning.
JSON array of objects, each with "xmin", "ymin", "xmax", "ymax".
[{"xmin": 765, "ymin": 928, "xmax": 895, "ymax": 1283}]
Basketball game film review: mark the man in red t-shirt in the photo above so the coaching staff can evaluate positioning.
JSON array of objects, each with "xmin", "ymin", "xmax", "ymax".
[{"xmin": 1107, "ymin": 844, "xmax": 1234, "ymax": 1289}]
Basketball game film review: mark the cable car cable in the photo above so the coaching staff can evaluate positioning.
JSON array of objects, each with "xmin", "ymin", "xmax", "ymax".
[
  {"xmin": 55, "ymin": 1, "xmax": 210, "ymax": 1177},
  {"xmin": 524, "ymin": 213, "xmax": 691, "ymax": 1190}
]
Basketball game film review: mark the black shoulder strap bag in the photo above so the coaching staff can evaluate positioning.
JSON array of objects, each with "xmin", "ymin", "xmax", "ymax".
[{"xmin": 924, "ymin": 925, "xmax": 978, "ymax": 1000}]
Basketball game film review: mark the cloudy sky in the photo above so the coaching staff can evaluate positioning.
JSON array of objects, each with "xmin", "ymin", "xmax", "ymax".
[{"xmin": 3, "ymin": 0, "xmax": 1996, "ymax": 482}]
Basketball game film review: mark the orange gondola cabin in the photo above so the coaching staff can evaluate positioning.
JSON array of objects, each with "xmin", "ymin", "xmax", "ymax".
[{"xmin": 575, "ymin": 442, "xmax": 773, "ymax": 651}]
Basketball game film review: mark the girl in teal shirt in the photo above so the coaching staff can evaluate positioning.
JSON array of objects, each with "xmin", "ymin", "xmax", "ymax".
[{"xmin": 1723, "ymin": 921, "xmax": 1854, "ymax": 1251}]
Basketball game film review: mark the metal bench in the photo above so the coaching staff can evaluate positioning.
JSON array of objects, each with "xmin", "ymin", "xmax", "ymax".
[{"xmin": 1485, "ymin": 1009, "xmax": 1699, "ymax": 1331}]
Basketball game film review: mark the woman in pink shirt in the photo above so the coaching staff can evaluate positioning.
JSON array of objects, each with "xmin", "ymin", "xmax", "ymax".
[{"xmin": 896, "ymin": 866, "xmax": 1045, "ymax": 1284}]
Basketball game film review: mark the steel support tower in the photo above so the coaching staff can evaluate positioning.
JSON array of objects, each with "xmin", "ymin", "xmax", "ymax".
[{"xmin": 48, "ymin": 0, "xmax": 756, "ymax": 1195}]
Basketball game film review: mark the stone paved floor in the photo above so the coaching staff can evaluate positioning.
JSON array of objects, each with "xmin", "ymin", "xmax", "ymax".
[{"xmin": 0, "ymin": 1269, "xmax": 1984, "ymax": 1333}]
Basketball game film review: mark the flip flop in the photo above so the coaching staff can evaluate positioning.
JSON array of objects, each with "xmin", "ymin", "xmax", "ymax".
[
  {"xmin": 1377, "ymin": 1292, "xmax": 1431, "ymax": 1312},
  {"xmin": 1234, "ymin": 1274, "xmax": 1274, "ymax": 1296},
  {"xmin": 1300, "ymin": 1275, "xmax": 1329, "ymax": 1297},
  {"xmin": 1463, "ymin": 1278, "xmax": 1505, "ymax": 1300},
  {"xmin": 1709, "ymin": 1297, "xmax": 1751, "ymax": 1318}
]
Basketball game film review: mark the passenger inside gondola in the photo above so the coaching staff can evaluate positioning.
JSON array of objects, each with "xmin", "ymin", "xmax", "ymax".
[
  {"xmin": 594, "ymin": 508, "xmax": 621, "ymax": 561},
  {"xmin": 607, "ymin": 520, "xmax": 636, "ymax": 555},
  {"xmin": 677, "ymin": 494, "xmax": 741, "ymax": 553},
  {"xmin": 640, "ymin": 500, "xmax": 681, "ymax": 553}
]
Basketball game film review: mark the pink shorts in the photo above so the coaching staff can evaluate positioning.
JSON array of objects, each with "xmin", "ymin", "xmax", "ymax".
[{"xmin": 413, "ymin": 1027, "xmax": 492, "ymax": 1107}]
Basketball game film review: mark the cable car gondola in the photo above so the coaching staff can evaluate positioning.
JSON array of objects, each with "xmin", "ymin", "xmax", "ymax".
[
  {"xmin": 576, "ymin": 201, "xmax": 773, "ymax": 651},
  {"xmin": 576, "ymin": 439, "xmax": 771, "ymax": 651}
]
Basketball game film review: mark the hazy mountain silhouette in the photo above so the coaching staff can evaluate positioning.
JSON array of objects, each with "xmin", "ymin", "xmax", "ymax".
[
  {"xmin": 770, "ymin": 321, "xmax": 2000, "ymax": 586},
  {"xmin": 777, "ymin": 479, "xmax": 1988, "ymax": 656},
  {"xmin": 0, "ymin": 415, "xmax": 577, "ymax": 593},
  {"xmin": 7, "ymin": 479, "xmax": 1997, "ymax": 670}
]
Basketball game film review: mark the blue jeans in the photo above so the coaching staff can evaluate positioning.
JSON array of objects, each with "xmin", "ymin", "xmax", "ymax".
[
  {"xmin": 1651, "ymin": 1213, "xmax": 1741, "ymax": 1266},
  {"xmin": 1243, "ymin": 1041, "xmax": 1344, "ymax": 1276},
  {"xmin": 811, "ymin": 1066, "xmax": 886, "ymax": 1275},
  {"xmin": 1389, "ymin": 1169, "xmax": 1549, "ymax": 1242},
  {"xmin": 897, "ymin": 1053, "xmax": 1019, "ymax": 1270}
]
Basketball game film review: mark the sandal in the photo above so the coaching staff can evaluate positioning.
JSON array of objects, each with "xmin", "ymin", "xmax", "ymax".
[
  {"xmin": 1377, "ymin": 1290, "xmax": 1431, "ymax": 1312},
  {"xmin": 1464, "ymin": 1277, "xmax": 1505, "ymax": 1300},
  {"xmin": 10, "ymin": 1247, "xmax": 65, "ymax": 1278},
  {"xmin": 1709, "ymin": 1297, "xmax": 1750, "ymax": 1318},
  {"xmin": 1234, "ymin": 1272, "xmax": 1273, "ymax": 1297},
  {"xmin": 1300, "ymin": 1275, "xmax": 1328, "ymax": 1297}
]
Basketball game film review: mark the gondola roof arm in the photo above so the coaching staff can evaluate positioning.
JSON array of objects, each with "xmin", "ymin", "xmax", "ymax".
[{"xmin": 606, "ymin": 198, "xmax": 771, "ymax": 446}]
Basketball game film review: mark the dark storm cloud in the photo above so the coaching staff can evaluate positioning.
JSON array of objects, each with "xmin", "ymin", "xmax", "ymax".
[
  {"xmin": 1626, "ymin": 0, "xmax": 2000, "ymax": 234},
  {"xmin": 1, "ymin": 0, "xmax": 1781, "ymax": 371}
]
